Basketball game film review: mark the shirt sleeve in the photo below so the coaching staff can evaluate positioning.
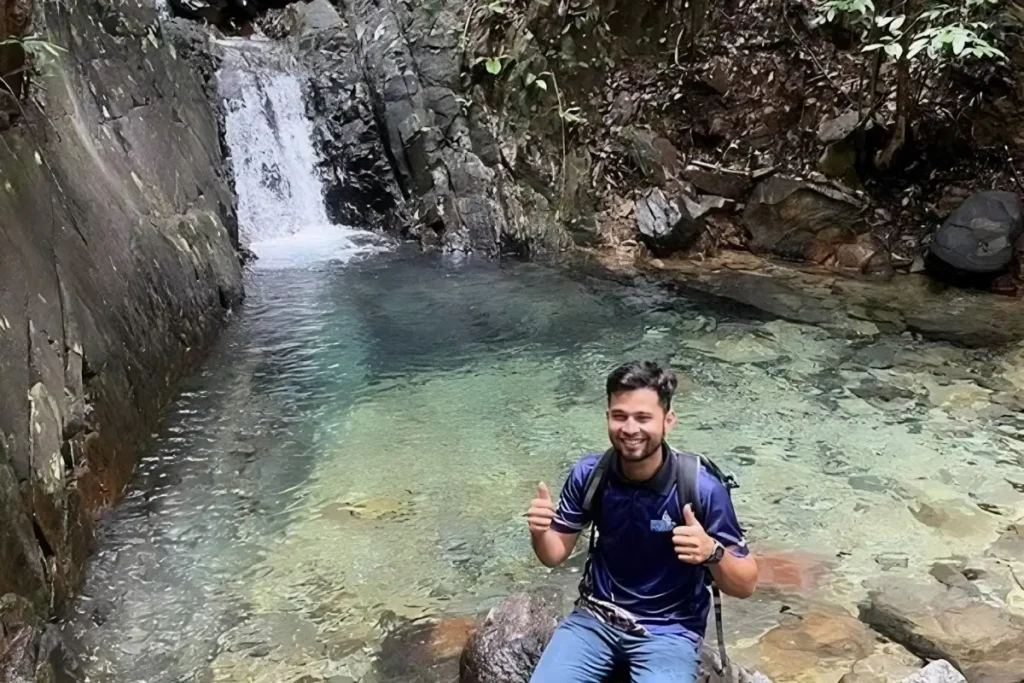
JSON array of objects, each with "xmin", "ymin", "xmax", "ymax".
[
  {"xmin": 699, "ymin": 468, "xmax": 750, "ymax": 558},
  {"xmin": 550, "ymin": 455, "xmax": 598, "ymax": 534}
]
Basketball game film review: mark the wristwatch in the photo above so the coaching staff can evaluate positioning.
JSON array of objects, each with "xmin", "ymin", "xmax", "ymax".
[{"xmin": 704, "ymin": 540, "xmax": 725, "ymax": 565}]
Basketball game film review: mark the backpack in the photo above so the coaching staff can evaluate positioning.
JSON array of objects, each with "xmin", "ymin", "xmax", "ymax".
[{"xmin": 579, "ymin": 445, "xmax": 739, "ymax": 679}]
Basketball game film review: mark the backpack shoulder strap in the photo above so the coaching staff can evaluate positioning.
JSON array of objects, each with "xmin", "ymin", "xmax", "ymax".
[
  {"xmin": 671, "ymin": 446, "xmax": 736, "ymax": 680},
  {"xmin": 672, "ymin": 448, "xmax": 739, "ymax": 523},
  {"xmin": 673, "ymin": 448, "xmax": 704, "ymax": 522},
  {"xmin": 581, "ymin": 448, "xmax": 614, "ymax": 517}
]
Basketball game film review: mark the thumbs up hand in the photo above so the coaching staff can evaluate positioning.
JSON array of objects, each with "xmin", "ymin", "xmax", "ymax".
[
  {"xmin": 527, "ymin": 482, "xmax": 557, "ymax": 535},
  {"xmin": 672, "ymin": 504, "xmax": 715, "ymax": 565}
]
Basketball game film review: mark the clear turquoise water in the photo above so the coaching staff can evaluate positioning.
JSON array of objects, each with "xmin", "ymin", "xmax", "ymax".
[{"xmin": 59, "ymin": 243, "xmax": 1024, "ymax": 683}]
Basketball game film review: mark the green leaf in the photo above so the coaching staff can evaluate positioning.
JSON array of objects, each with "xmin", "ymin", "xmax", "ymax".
[
  {"xmin": 826, "ymin": 7, "xmax": 836, "ymax": 21},
  {"xmin": 485, "ymin": 57, "xmax": 502, "ymax": 75},
  {"xmin": 907, "ymin": 37, "xmax": 929, "ymax": 58},
  {"xmin": 889, "ymin": 15, "xmax": 905, "ymax": 31},
  {"xmin": 952, "ymin": 32, "xmax": 966, "ymax": 55},
  {"xmin": 525, "ymin": 73, "xmax": 537, "ymax": 87},
  {"xmin": 535, "ymin": 79, "xmax": 548, "ymax": 91},
  {"xmin": 862, "ymin": 43, "xmax": 885, "ymax": 51},
  {"xmin": 884, "ymin": 42, "xmax": 904, "ymax": 58},
  {"xmin": 876, "ymin": 15, "xmax": 893, "ymax": 26}
]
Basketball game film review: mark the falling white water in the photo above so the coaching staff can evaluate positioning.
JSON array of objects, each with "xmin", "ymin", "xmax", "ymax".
[{"xmin": 216, "ymin": 42, "xmax": 385, "ymax": 269}]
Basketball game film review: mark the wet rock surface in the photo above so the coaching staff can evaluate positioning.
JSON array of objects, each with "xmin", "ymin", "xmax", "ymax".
[
  {"xmin": 859, "ymin": 575, "xmax": 1024, "ymax": 682},
  {"xmin": 0, "ymin": 594, "xmax": 79, "ymax": 683},
  {"xmin": 0, "ymin": 0, "xmax": 241, "ymax": 631},
  {"xmin": 606, "ymin": 250, "xmax": 1024, "ymax": 347},
  {"xmin": 276, "ymin": 0, "xmax": 406, "ymax": 234}
]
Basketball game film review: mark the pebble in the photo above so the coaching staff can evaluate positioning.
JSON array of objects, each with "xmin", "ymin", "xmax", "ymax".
[{"xmin": 875, "ymin": 553, "xmax": 910, "ymax": 571}]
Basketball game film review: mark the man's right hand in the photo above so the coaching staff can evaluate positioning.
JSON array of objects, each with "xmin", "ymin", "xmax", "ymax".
[{"xmin": 527, "ymin": 482, "xmax": 557, "ymax": 535}]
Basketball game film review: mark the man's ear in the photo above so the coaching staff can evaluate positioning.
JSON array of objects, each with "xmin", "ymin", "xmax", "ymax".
[{"xmin": 665, "ymin": 409, "xmax": 677, "ymax": 431}]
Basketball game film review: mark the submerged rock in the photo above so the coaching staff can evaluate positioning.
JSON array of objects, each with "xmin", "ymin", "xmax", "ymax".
[
  {"xmin": 376, "ymin": 615, "xmax": 478, "ymax": 682},
  {"xmin": 751, "ymin": 608, "xmax": 875, "ymax": 682},
  {"xmin": 753, "ymin": 549, "xmax": 834, "ymax": 593}
]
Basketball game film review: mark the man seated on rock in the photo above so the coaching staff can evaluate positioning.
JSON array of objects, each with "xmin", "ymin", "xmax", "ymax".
[{"xmin": 526, "ymin": 360, "xmax": 758, "ymax": 683}]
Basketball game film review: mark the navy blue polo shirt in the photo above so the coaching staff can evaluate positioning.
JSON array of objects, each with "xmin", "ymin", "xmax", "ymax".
[{"xmin": 551, "ymin": 448, "xmax": 748, "ymax": 641}]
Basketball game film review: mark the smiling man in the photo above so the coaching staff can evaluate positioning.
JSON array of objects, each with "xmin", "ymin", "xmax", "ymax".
[{"xmin": 526, "ymin": 360, "xmax": 758, "ymax": 683}]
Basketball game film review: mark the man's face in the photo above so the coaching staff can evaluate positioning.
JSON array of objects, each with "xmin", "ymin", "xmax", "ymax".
[{"xmin": 606, "ymin": 388, "xmax": 676, "ymax": 462}]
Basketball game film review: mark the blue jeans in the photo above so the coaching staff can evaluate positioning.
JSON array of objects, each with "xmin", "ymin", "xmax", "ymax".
[{"xmin": 530, "ymin": 609, "xmax": 701, "ymax": 683}]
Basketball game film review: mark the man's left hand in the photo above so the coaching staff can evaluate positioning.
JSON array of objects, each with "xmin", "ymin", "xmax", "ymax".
[{"xmin": 672, "ymin": 504, "xmax": 715, "ymax": 565}]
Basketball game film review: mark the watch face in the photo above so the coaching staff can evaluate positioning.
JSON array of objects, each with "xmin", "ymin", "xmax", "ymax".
[{"xmin": 708, "ymin": 542, "xmax": 725, "ymax": 564}]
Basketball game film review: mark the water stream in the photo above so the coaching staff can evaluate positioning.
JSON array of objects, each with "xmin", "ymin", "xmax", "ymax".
[{"xmin": 58, "ymin": 37, "xmax": 1024, "ymax": 683}]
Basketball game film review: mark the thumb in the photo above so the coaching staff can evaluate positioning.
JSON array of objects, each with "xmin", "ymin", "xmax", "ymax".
[
  {"xmin": 683, "ymin": 503, "xmax": 699, "ymax": 527},
  {"xmin": 537, "ymin": 482, "xmax": 551, "ymax": 501}
]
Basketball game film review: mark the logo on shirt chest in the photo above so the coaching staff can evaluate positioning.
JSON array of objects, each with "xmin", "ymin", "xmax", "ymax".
[{"xmin": 649, "ymin": 511, "xmax": 675, "ymax": 533}]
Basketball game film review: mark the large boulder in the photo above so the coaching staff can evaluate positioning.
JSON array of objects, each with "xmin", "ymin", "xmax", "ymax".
[
  {"xmin": 459, "ymin": 592, "xmax": 773, "ymax": 683},
  {"xmin": 928, "ymin": 190, "xmax": 1024, "ymax": 274},
  {"xmin": 858, "ymin": 577, "xmax": 1024, "ymax": 682},
  {"xmin": 742, "ymin": 177, "xmax": 867, "ymax": 262}
]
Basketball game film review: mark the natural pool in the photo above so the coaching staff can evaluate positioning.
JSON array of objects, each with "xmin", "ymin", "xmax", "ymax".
[
  {"xmin": 59, "ymin": 239, "xmax": 1024, "ymax": 683},
  {"xmin": 57, "ymin": 35, "xmax": 1024, "ymax": 683}
]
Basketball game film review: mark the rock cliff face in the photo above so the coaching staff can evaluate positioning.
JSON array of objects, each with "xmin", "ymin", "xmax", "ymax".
[
  {"xmin": 0, "ymin": 0, "xmax": 242, "ymax": 648},
  {"xmin": 265, "ymin": 0, "xmax": 573, "ymax": 256}
]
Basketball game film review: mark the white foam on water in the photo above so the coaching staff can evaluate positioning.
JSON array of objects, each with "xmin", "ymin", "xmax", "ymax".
[
  {"xmin": 248, "ymin": 224, "xmax": 386, "ymax": 271},
  {"xmin": 217, "ymin": 43, "xmax": 385, "ymax": 269}
]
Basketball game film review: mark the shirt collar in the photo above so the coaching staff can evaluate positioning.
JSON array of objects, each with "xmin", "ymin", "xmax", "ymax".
[{"xmin": 609, "ymin": 442, "xmax": 676, "ymax": 495}]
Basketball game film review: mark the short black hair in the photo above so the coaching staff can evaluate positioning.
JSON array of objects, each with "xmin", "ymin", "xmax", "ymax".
[{"xmin": 606, "ymin": 360, "xmax": 677, "ymax": 411}]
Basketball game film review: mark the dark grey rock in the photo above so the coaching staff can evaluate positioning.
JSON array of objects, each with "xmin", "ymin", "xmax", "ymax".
[
  {"xmin": 622, "ymin": 127, "xmax": 680, "ymax": 186},
  {"xmin": 818, "ymin": 110, "xmax": 862, "ymax": 143},
  {"xmin": 848, "ymin": 379, "xmax": 916, "ymax": 403},
  {"xmin": 851, "ymin": 343, "xmax": 898, "ymax": 369},
  {"xmin": 682, "ymin": 167, "xmax": 752, "ymax": 200},
  {"xmin": 293, "ymin": 0, "xmax": 407, "ymax": 234},
  {"xmin": 459, "ymin": 593, "xmax": 773, "ymax": 683},
  {"xmin": 1, "ymin": 0, "xmax": 241, "ymax": 624},
  {"xmin": 635, "ymin": 188, "xmax": 702, "ymax": 256},
  {"xmin": 928, "ymin": 190, "xmax": 1024, "ymax": 274},
  {"xmin": 0, "ymin": 594, "xmax": 79, "ymax": 683},
  {"xmin": 324, "ymin": 0, "xmax": 570, "ymax": 254}
]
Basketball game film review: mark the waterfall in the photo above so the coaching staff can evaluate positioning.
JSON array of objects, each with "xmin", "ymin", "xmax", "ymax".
[{"xmin": 216, "ymin": 40, "xmax": 384, "ymax": 269}]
